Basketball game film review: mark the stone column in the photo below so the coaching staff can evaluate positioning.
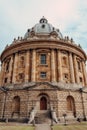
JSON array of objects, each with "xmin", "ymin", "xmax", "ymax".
[
  {"xmin": 82, "ymin": 61, "xmax": 87, "ymax": 86},
  {"xmin": 12, "ymin": 53, "xmax": 18, "ymax": 83},
  {"xmin": 73, "ymin": 55, "xmax": 79, "ymax": 84},
  {"xmin": 25, "ymin": 50, "xmax": 30, "ymax": 82},
  {"xmin": 57, "ymin": 50, "xmax": 62, "ymax": 82},
  {"xmin": 1, "ymin": 62, "xmax": 5, "ymax": 85},
  {"xmin": 8, "ymin": 56, "xmax": 14, "ymax": 83},
  {"xmin": 51, "ymin": 49, "xmax": 56, "ymax": 82},
  {"xmin": 69, "ymin": 52, "xmax": 75, "ymax": 83},
  {"xmin": 31, "ymin": 49, "xmax": 36, "ymax": 82}
]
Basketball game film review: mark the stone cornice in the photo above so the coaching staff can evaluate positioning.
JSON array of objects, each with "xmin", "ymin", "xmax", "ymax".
[
  {"xmin": 0, "ymin": 38, "xmax": 86, "ymax": 61},
  {"xmin": 1, "ymin": 82, "xmax": 84, "ymax": 92},
  {"xmin": 81, "ymin": 87, "xmax": 87, "ymax": 93}
]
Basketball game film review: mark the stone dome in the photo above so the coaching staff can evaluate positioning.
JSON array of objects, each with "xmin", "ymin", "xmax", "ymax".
[{"xmin": 24, "ymin": 17, "xmax": 63, "ymax": 39}]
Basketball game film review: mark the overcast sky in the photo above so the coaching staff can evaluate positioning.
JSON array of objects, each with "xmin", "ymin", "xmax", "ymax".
[{"xmin": 0, "ymin": 0, "xmax": 87, "ymax": 54}]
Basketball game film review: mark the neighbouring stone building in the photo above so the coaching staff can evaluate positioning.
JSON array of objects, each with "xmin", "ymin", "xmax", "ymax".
[{"xmin": 0, "ymin": 17, "xmax": 87, "ymax": 123}]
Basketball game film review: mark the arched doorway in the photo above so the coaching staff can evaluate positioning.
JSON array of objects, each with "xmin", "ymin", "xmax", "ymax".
[
  {"xmin": 67, "ymin": 96, "xmax": 76, "ymax": 117},
  {"xmin": 40, "ymin": 97, "xmax": 47, "ymax": 110}
]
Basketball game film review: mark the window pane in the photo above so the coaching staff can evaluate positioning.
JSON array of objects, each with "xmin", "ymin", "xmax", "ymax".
[
  {"xmin": 41, "ymin": 54, "xmax": 46, "ymax": 64},
  {"xmin": 40, "ymin": 72, "xmax": 46, "ymax": 78}
]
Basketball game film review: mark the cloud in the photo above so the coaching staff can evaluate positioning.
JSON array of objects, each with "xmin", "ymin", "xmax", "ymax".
[{"xmin": 0, "ymin": 0, "xmax": 87, "ymax": 55}]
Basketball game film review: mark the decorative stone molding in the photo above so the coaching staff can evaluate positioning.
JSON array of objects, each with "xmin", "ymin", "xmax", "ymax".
[
  {"xmin": 50, "ymin": 82, "xmax": 82, "ymax": 91},
  {"xmin": 2, "ymin": 82, "xmax": 83, "ymax": 91},
  {"xmin": 1, "ymin": 38, "xmax": 86, "ymax": 62}
]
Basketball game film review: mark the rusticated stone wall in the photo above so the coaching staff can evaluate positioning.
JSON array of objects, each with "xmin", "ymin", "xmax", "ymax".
[{"xmin": 0, "ymin": 83, "xmax": 87, "ymax": 119}]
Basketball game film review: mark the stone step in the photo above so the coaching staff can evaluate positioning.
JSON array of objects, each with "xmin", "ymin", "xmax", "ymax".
[
  {"xmin": 35, "ymin": 111, "xmax": 51, "ymax": 124},
  {"xmin": 35, "ymin": 117, "xmax": 51, "ymax": 124}
]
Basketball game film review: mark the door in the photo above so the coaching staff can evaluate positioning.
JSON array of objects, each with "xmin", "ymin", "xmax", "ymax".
[
  {"xmin": 13, "ymin": 96, "xmax": 20, "ymax": 113},
  {"xmin": 40, "ymin": 97, "xmax": 47, "ymax": 110},
  {"xmin": 67, "ymin": 96, "xmax": 76, "ymax": 117}
]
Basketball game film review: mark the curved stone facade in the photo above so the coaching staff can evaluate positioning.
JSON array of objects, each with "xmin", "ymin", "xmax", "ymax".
[{"xmin": 0, "ymin": 17, "xmax": 87, "ymax": 122}]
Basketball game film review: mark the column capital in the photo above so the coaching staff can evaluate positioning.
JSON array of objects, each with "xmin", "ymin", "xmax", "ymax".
[
  {"xmin": 69, "ymin": 52, "xmax": 72, "ymax": 55},
  {"xmin": 57, "ymin": 49, "xmax": 61, "ymax": 51}
]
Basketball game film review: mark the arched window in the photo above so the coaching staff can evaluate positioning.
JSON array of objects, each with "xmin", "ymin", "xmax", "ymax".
[
  {"xmin": 67, "ymin": 96, "xmax": 75, "ymax": 111},
  {"xmin": 12, "ymin": 96, "xmax": 20, "ymax": 113},
  {"xmin": 40, "ymin": 97, "xmax": 47, "ymax": 110}
]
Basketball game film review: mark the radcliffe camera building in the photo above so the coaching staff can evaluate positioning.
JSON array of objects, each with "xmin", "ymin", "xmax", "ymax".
[{"xmin": 0, "ymin": 17, "xmax": 87, "ymax": 123}]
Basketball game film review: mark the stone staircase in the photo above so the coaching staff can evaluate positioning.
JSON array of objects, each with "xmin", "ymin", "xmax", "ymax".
[{"xmin": 35, "ymin": 110, "xmax": 51, "ymax": 124}]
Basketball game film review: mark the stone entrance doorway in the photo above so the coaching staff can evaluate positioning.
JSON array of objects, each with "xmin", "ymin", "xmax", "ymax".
[
  {"xmin": 67, "ymin": 96, "xmax": 76, "ymax": 117},
  {"xmin": 40, "ymin": 97, "xmax": 47, "ymax": 110}
]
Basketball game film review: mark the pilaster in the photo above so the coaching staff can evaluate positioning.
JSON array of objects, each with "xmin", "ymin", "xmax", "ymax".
[
  {"xmin": 69, "ymin": 52, "xmax": 75, "ymax": 83},
  {"xmin": 57, "ymin": 50, "xmax": 62, "ymax": 82},
  {"xmin": 8, "ymin": 56, "xmax": 14, "ymax": 83},
  {"xmin": 73, "ymin": 55, "xmax": 79, "ymax": 84},
  {"xmin": 1, "ymin": 62, "xmax": 5, "ymax": 85},
  {"xmin": 25, "ymin": 50, "xmax": 30, "ymax": 82},
  {"xmin": 51, "ymin": 49, "xmax": 56, "ymax": 82},
  {"xmin": 82, "ymin": 61, "xmax": 87, "ymax": 86},
  {"xmin": 31, "ymin": 49, "xmax": 36, "ymax": 82},
  {"xmin": 12, "ymin": 53, "xmax": 18, "ymax": 83}
]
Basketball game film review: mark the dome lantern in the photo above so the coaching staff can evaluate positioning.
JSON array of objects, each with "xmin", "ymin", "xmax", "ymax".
[{"xmin": 39, "ymin": 16, "xmax": 48, "ymax": 23}]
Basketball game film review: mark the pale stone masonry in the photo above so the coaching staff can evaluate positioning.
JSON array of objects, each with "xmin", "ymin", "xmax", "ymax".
[
  {"xmin": 51, "ymin": 49, "xmax": 56, "ymax": 82},
  {"xmin": 25, "ymin": 50, "xmax": 30, "ymax": 82},
  {"xmin": 73, "ymin": 54, "xmax": 79, "ymax": 84},
  {"xmin": 69, "ymin": 52, "xmax": 75, "ymax": 83},
  {"xmin": 31, "ymin": 49, "xmax": 36, "ymax": 82},
  {"xmin": 12, "ymin": 53, "xmax": 19, "ymax": 83},
  {"xmin": 0, "ymin": 17, "xmax": 87, "ymax": 123},
  {"xmin": 57, "ymin": 50, "xmax": 63, "ymax": 82}
]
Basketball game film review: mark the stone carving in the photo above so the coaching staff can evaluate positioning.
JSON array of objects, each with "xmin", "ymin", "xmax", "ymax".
[
  {"xmin": 51, "ymin": 106, "xmax": 58, "ymax": 123},
  {"xmin": 28, "ymin": 103, "xmax": 39, "ymax": 124},
  {"xmin": 28, "ymin": 107, "xmax": 36, "ymax": 124}
]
